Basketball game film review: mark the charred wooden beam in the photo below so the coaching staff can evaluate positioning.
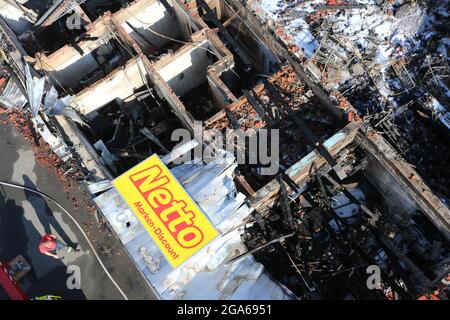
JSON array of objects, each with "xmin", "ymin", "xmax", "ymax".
[
  {"xmin": 140, "ymin": 127, "xmax": 169, "ymax": 154},
  {"xmin": 234, "ymin": 173, "xmax": 256, "ymax": 196}
]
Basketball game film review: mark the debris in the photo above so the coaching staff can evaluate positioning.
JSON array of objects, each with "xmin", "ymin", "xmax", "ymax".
[{"xmin": 1, "ymin": 0, "xmax": 449, "ymax": 301}]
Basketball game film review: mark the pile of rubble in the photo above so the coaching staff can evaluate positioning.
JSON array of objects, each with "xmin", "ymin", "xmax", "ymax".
[
  {"xmin": 244, "ymin": 138, "xmax": 450, "ymax": 299},
  {"xmin": 207, "ymin": 66, "xmax": 339, "ymax": 168}
]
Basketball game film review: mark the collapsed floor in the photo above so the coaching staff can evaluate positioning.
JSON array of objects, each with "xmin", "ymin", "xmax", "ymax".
[
  {"xmin": 205, "ymin": 65, "xmax": 342, "ymax": 192},
  {"xmin": 244, "ymin": 135, "xmax": 450, "ymax": 299}
]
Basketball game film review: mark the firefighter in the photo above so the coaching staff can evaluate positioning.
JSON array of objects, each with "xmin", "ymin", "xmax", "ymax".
[{"xmin": 38, "ymin": 234, "xmax": 74, "ymax": 260}]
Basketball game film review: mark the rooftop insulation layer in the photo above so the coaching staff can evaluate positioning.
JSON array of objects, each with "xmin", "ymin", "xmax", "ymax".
[{"xmin": 93, "ymin": 147, "xmax": 294, "ymax": 300}]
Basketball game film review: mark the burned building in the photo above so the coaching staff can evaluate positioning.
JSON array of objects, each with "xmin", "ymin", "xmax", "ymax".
[{"xmin": 0, "ymin": 0, "xmax": 449, "ymax": 300}]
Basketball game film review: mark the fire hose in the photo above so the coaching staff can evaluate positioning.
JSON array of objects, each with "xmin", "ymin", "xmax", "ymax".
[{"xmin": 0, "ymin": 180, "xmax": 128, "ymax": 300}]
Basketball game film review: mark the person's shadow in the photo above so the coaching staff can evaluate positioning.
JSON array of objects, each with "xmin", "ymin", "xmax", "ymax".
[{"xmin": 22, "ymin": 175, "xmax": 78, "ymax": 249}]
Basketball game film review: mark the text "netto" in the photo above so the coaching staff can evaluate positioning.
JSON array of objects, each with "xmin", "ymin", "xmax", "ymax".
[{"xmin": 129, "ymin": 165, "xmax": 204, "ymax": 248}]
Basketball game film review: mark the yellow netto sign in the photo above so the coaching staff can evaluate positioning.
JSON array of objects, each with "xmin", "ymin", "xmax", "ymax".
[{"xmin": 113, "ymin": 154, "xmax": 218, "ymax": 268}]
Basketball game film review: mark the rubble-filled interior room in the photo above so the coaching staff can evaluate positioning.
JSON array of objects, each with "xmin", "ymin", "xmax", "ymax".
[
  {"xmin": 239, "ymin": 0, "xmax": 450, "ymax": 207},
  {"xmin": 65, "ymin": 55, "xmax": 187, "ymax": 177},
  {"xmin": 113, "ymin": 0, "xmax": 203, "ymax": 58},
  {"xmin": 80, "ymin": 86, "xmax": 185, "ymax": 176},
  {"xmin": 29, "ymin": 0, "xmax": 206, "ymax": 93}
]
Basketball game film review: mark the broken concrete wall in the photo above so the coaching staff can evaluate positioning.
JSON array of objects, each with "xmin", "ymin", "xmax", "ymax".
[
  {"xmin": 34, "ymin": 17, "xmax": 114, "ymax": 88},
  {"xmin": 172, "ymin": 0, "xmax": 203, "ymax": 39},
  {"xmin": 364, "ymin": 157, "xmax": 418, "ymax": 219},
  {"xmin": 356, "ymin": 131, "xmax": 450, "ymax": 240},
  {"xmin": 204, "ymin": 29, "xmax": 238, "ymax": 108},
  {"xmin": 155, "ymin": 38, "xmax": 213, "ymax": 96},
  {"xmin": 206, "ymin": 74, "xmax": 234, "ymax": 110},
  {"xmin": 54, "ymin": 115, "xmax": 113, "ymax": 181},
  {"xmin": 153, "ymin": 28, "xmax": 238, "ymax": 121},
  {"xmin": 216, "ymin": 0, "xmax": 278, "ymax": 74},
  {"xmin": 143, "ymin": 57, "xmax": 196, "ymax": 131}
]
